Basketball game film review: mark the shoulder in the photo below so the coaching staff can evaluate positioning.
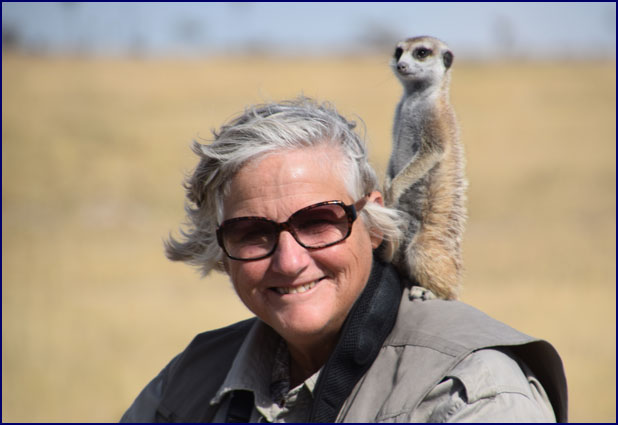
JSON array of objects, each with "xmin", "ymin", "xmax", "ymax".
[
  {"xmin": 120, "ymin": 352, "xmax": 180, "ymax": 422},
  {"xmin": 388, "ymin": 286, "xmax": 536, "ymax": 351},
  {"xmin": 181, "ymin": 318, "xmax": 256, "ymax": 360},
  {"xmin": 189, "ymin": 317, "xmax": 256, "ymax": 345},
  {"xmin": 120, "ymin": 318, "xmax": 257, "ymax": 422},
  {"xmin": 387, "ymin": 286, "xmax": 567, "ymax": 421},
  {"xmin": 158, "ymin": 318, "xmax": 256, "ymax": 385},
  {"xmin": 418, "ymin": 348, "xmax": 556, "ymax": 422}
]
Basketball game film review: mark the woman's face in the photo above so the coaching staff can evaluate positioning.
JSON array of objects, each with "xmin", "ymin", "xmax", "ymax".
[{"xmin": 222, "ymin": 145, "xmax": 382, "ymax": 351}]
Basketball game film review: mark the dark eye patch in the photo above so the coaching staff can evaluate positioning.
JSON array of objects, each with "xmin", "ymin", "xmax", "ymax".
[
  {"xmin": 394, "ymin": 46, "xmax": 403, "ymax": 60},
  {"xmin": 413, "ymin": 47, "xmax": 432, "ymax": 60}
]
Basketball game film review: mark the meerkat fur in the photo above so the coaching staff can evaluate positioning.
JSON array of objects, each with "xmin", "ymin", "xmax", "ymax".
[{"xmin": 384, "ymin": 36, "xmax": 467, "ymax": 300}]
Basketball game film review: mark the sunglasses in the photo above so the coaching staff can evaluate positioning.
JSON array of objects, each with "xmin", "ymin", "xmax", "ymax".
[{"xmin": 216, "ymin": 198, "xmax": 367, "ymax": 261}]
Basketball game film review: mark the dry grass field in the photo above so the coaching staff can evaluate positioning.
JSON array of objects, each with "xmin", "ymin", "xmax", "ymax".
[{"xmin": 2, "ymin": 53, "xmax": 615, "ymax": 422}]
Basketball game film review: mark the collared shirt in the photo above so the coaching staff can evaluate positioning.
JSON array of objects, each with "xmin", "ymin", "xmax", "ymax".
[{"xmin": 210, "ymin": 321, "xmax": 320, "ymax": 423}]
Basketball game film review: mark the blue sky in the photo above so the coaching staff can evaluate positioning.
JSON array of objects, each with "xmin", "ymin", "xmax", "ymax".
[{"xmin": 2, "ymin": 2, "xmax": 616, "ymax": 59}]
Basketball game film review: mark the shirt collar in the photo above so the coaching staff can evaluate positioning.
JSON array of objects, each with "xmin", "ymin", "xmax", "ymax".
[
  {"xmin": 209, "ymin": 319, "xmax": 321, "ymax": 409},
  {"xmin": 210, "ymin": 319, "xmax": 280, "ymax": 407}
]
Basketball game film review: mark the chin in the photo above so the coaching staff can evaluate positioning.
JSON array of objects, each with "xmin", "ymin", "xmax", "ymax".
[{"xmin": 269, "ymin": 306, "xmax": 341, "ymax": 343}]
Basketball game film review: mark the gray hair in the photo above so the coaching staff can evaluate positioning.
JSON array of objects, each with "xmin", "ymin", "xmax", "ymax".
[{"xmin": 165, "ymin": 97, "xmax": 405, "ymax": 275}]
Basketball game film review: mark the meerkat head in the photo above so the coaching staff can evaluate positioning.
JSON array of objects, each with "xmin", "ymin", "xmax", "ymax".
[{"xmin": 391, "ymin": 36, "xmax": 453, "ymax": 92}]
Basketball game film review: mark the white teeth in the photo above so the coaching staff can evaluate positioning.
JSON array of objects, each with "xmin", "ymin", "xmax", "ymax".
[{"xmin": 275, "ymin": 280, "xmax": 319, "ymax": 295}]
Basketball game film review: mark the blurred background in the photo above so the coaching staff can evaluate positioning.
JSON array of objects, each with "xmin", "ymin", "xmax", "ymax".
[{"xmin": 2, "ymin": 2, "xmax": 615, "ymax": 422}]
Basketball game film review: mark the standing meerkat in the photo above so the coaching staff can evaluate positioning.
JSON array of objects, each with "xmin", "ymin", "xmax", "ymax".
[{"xmin": 384, "ymin": 36, "xmax": 467, "ymax": 300}]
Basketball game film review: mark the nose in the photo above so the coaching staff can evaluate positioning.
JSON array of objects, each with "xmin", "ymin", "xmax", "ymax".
[
  {"xmin": 397, "ymin": 61, "xmax": 408, "ymax": 72},
  {"xmin": 270, "ymin": 230, "xmax": 311, "ymax": 276}
]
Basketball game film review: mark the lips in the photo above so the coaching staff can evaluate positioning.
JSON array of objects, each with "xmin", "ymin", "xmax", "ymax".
[{"xmin": 273, "ymin": 277, "xmax": 325, "ymax": 295}]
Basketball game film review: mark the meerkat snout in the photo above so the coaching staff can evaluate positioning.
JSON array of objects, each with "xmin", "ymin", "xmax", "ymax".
[{"xmin": 397, "ymin": 62, "xmax": 410, "ymax": 73}]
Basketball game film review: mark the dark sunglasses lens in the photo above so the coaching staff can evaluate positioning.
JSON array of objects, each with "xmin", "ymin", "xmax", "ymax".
[
  {"xmin": 221, "ymin": 219, "xmax": 277, "ymax": 260},
  {"xmin": 291, "ymin": 204, "xmax": 350, "ymax": 248}
]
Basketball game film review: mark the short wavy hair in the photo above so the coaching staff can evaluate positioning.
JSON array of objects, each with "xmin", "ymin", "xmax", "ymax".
[{"xmin": 165, "ymin": 97, "xmax": 405, "ymax": 276}]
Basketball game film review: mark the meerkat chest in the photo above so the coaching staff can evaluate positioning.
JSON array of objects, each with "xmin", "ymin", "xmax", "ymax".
[
  {"xmin": 396, "ymin": 96, "xmax": 434, "ymax": 142},
  {"xmin": 400, "ymin": 92, "xmax": 436, "ymax": 119}
]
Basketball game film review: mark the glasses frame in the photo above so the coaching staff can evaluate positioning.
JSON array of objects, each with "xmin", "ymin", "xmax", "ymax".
[{"xmin": 216, "ymin": 198, "xmax": 367, "ymax": 261}]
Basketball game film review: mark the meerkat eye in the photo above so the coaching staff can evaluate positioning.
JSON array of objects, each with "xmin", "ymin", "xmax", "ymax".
[
  {"xmin": 394, "ymin": 47, "xmax": 403, "ymax": 60},
  {"xmin": 413, "ymin": 47, "xmax": 432, "ymax": 60}
]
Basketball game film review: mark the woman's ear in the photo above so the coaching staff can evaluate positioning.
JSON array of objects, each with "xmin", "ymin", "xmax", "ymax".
[
  {"xmin": 367, "ymin": 190, "xmax": 384, "ymax": 207},
  {"xmin": 366, "ymin": 191, "xmax": 385, "ymax": 249}
]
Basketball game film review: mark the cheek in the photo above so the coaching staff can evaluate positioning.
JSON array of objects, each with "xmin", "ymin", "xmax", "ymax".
[
  {"xmin": 319, "ymin": 228, "xmax": 374, "ymax": 281},
  {"xmin": 228, "ymin": 261, "xmax": 265, "ymax": 294},
  {"xmin": 350, "ymin": 228, "xmax": 375, "ymax": 278},
  {"xmin": 351, "ymin": 222, "xmax": 375, "ymax": 257}
]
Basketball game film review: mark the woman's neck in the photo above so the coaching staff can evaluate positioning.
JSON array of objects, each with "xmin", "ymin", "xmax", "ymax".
[{"xmin": 286, "ymin": 335, "xmax": 338, "ymax": 388}]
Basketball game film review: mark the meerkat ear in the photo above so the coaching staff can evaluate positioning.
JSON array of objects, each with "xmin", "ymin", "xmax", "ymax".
[{"xmin": 443, "ymin": 50, "xmax": 454, "ymax": 69}]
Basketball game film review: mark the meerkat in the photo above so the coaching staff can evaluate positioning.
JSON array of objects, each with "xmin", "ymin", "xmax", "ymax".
[{"xmin": 384, "ymin": 36, "xmax": 467, "ymax": 300}]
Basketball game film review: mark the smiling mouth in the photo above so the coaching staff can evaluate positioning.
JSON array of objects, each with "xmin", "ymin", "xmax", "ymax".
[{"xmin": 273, "ymin": 278, "xmax": 324, "ymax": 295}]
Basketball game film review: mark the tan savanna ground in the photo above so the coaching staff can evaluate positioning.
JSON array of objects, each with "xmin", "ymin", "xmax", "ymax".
[{"xmin": 2, "ymin": 53, "xmax": 615, "ymax": 422}]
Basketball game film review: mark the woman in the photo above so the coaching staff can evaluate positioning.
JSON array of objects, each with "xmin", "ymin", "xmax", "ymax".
[{"xmin": 121, "ymin": 98, "xmax": 567, "ymax": 422}]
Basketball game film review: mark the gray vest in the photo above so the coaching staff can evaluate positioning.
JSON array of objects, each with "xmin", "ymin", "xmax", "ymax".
[{"xmin": 337, "ymin": 286, "xmax": 568, "ymax": 422}]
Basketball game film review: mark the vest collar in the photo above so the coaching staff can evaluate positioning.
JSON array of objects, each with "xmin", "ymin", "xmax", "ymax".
[{"xmin": 309, "ymin": 254, "xmax": 404, "ymax": 422}]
